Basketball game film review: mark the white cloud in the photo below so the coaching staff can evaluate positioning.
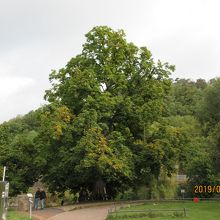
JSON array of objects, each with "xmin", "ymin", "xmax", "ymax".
[
  {"xmin": 0, "ymin": 76, "xmax": 34, "ymax": 102},
  {"xmin": 1, "ymin": 0, "xmax": 220, "ymax": 122}
]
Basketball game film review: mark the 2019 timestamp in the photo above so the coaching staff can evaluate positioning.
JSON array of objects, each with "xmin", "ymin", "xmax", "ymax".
[{"xmin": 194, "ymin": 185, "xmax": 220, "ymax": 193}]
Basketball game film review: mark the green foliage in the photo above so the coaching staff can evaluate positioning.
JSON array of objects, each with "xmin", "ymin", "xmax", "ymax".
[
  {"xmin": 207, "ymin": 122, "xmax": 220, "ymax": 173},
  {"xmin": 116, "ymin": 188, "xmax": 138, "ymax": 200},
  {"xmin": 41, "ymin": 26, "xmax": 174, "ymax": 197},
  {"xmin": 117, "ymin": 176, "xmax": 177, "ymax": 200},
  {"xmin": 165, "ymin": 78, "xmax": 206, "ymax": 116},
  {"xmin": 0, "ymin": 111, "xmax": 42, "ymax": 195},
  {"xmin": 186, "ymin": 155, "xmax": 217, "ymax": 197},
  {"xmin": 199, "ymin": 78, "xmax": 220, "ymax": 126}
]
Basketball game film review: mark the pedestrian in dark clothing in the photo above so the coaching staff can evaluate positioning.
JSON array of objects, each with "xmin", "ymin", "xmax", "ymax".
[
  {"xmin": 40, "ymin": 188, "xmax": 46, "ymax": 209},
  {"xmin": 34, "ymin": 188, "xmax": 41, "ymax": 210},
  {"xmin": 61, "ymin": 199, "xmax": 64, "ymax": 206}
]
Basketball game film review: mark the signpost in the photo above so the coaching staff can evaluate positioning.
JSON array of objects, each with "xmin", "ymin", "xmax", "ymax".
[
  {"xmin": 0, "ymin": 167, "xmax": 9, "ymax": 220},
  {"xmin": 27, "ymin": 193, "xmax": 33, "ymax": 219},
  {"xmin": 0, "ymin": 182, "xmax": 9, "ymax": 220},
  {"xmin": 181, "ymin": 189, "xmax": 185, "ymax": 200}
]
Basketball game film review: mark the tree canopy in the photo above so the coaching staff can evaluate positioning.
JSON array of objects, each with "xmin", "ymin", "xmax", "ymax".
[{"xmin": 42, "ymin": 26, "xmax": 175, "ymax": 197}]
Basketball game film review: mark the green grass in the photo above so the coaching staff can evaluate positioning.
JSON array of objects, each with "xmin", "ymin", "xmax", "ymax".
[
  {"xmin": 7, "ymin": 211, "xmax": 30, "ymax": 220},
  {"xmin": 107, "ymin": 201, "xmax": 220, "ymax": 220}
]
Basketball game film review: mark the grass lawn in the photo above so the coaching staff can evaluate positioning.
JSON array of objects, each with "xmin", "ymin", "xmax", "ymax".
[
  {"xmin": 107, "ymin": 201, "xmax": 220, "ymax": 220},
  {"xmin": 7, "ymin": 211, "xmax": 30, "ymax": 220}
]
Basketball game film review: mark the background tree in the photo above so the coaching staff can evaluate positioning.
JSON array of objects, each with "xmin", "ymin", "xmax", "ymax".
[
  {"xmin": 0, "ymin": 111, "xmax": 41, "ymax": 195},
  {"xmin": 198, "ymin": 78, "xmax": 220, "ymax": 127},
  {"xmin": 186, "ymin": 156, "xmax": 217, "ymax": 197},
  {"xmin": 165, "ymin": 78, "xmax": 206, "ymax": 116}
]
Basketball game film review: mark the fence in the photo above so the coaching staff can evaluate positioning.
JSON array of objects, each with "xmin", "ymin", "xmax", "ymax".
[
  {"xmin": 108, "ymin": 208, "xmax": 187, "ymax": 219},
  {"xmin": 107, "ymin": 197, "xmax": 220, "ymax": 219}
]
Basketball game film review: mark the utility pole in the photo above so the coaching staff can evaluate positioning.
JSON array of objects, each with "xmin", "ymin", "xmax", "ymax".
[{"xmin": 2, "ymin": 167, "xmax": 6, "ymax": 182}]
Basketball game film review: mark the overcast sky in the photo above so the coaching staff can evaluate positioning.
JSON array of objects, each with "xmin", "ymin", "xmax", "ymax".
[{"xmin": 1, "ymin": 0, "xmax": 220, "ymax": 123}]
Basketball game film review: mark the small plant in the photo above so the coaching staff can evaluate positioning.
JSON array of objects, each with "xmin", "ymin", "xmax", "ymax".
[{"xmin": 173, "ymin": 211, "xmax": 184, "ymax": 217}]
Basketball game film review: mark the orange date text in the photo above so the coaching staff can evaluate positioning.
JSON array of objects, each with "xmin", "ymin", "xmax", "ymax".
[{"xmin": 194, "ymin": 185, "xmax": 220, "ymax": 193}]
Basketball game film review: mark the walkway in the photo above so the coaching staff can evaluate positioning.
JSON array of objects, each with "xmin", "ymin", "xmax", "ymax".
[
  {"xmin": 49, "ymin": 205, "xmax": 112, "ymax": 220},
  {"xmin": 32, "ymin": 202, "xmax": 121, "ymax": 220},
  {"xmin": 32, "ymin": 208, "xmax": 64, "ymax": 220}
]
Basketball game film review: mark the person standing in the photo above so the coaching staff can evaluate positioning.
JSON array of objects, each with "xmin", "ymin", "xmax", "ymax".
[
  {"xmin": 40, "ymin": 188, "xmax": 46, "ymax": 209},
  {"xmin": 34, "ymin": 188, "xmax": 41, "ymax": 210}
]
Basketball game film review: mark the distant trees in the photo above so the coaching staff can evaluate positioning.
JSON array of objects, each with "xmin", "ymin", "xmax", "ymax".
[
  {"xmin": 165, "ymin": 78, "xmax": 207, "ymax": 116},
  {"xmin": 198, "ymin": 78, "xmax": 220, "ymax": 127},
  {"xmin": 166, "ymin": 78, "xmax": 220, "ymax": 197},
  {"xmin": 187, "ymin": 156, "xmax": 217, "ymax": 197},
  {"xmin": 0, "ymin": 111, "xmax": 41, "ymax": 195},
  {"xmin": 197, "ymin": 78, "xmax": 220, "ymax": 179}
]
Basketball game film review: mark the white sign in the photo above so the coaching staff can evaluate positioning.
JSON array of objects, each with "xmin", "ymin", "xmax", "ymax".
[{"xmin": 181, "ymin": 189, "xmax": 185, "ymax": 193}]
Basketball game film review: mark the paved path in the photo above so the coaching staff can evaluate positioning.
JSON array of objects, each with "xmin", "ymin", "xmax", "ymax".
[
  {"xmin": 48, "ymin": 205, "xmax": 112, "ymax": 220},
  {"xmin": 32, "ymin": 208, "xmax": 64, "ymax": 220},
  {"xmin": 31, "ymin": 202, "xmax": 122, "ymax": 220}
]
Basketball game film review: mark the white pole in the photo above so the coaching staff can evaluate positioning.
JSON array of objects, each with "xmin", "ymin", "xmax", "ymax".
[
  {"xmin": 29, "ymin": 199, "xmax": 33, "ymax": 219},
  {"xmin": 2, "ymin": 166, "xmax": 6, "ymax": 181},
  {"xmin": 30, "ymin": 202, "xmax": 31, "ymax": 219}
]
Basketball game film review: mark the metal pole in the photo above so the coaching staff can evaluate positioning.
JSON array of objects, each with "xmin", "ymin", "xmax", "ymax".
[
  {"xmin": 29, "ymin": 199, "xmax": 33, "ymax": 219},
  {"xmin": 30, "ymin": 203, "xmax": 32, "ymax": 219},
  {"xmin": 2, "ymin": 167, "xmax": 6, "ymax": 181}
]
